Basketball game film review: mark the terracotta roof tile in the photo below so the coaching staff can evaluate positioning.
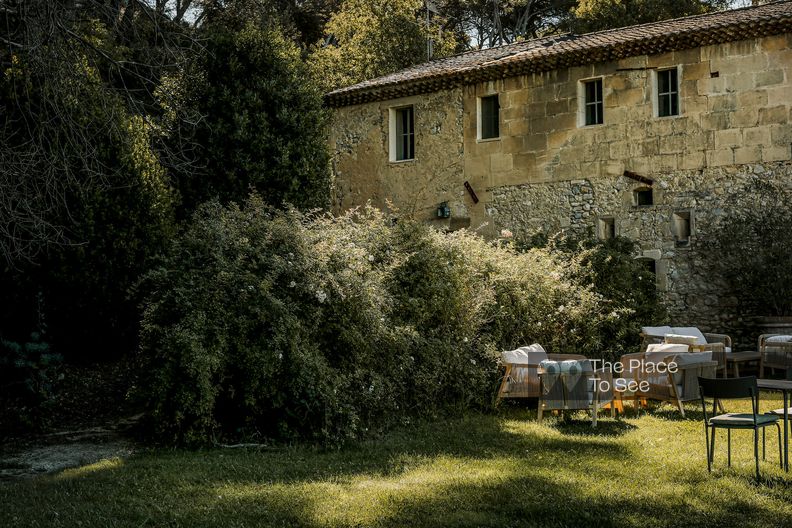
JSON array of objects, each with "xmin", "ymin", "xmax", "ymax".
[{"xmin": 326, "ymin": 0, "xmax": 792, "ymax": 107}]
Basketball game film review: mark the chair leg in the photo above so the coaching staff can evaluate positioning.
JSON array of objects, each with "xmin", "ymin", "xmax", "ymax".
[
  {"xmin": 676, "ymin": 398, "xmax": 685, "ymax": 417},
  {"xmin": 537, "ymin": 404, "xmax": 543, "ymax": 423},
  {"xmin": 763, "ymin": 428, "xmax": 766, "ymax": 461},
  {"xmin": 755, "ymin": 428, "xmax": 761, "ymax": 480},
  {"xmin": 778, "ymin": 423, "xmax": 784, "ymax": 469},
  {"xmin": 727, "ymin": 429, "xmax": 731, "ymax": 467},
  {"xmin": 705, "ymin": 424, "xmax": 712, "ymax": 473},
  {"xmin": 710, "ymin": 427, "xmax": 717, "ymax": 467}
]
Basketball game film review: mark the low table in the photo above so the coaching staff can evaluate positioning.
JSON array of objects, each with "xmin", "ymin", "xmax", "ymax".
[
  {"xmin": 726, "ymin": 351, "xmax": 761, "ymax": 378},
  {"xmin": 758, "ymin": 378, "xmax": 792, "ymax": 472}
]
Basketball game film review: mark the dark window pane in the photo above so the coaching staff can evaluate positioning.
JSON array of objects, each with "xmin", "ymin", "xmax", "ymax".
[
  {"xmin": 658, "ymin": 70, "xmax": 669, "ymax": 93},
  {"xmin": 635, "ymin": 189, "xmax": 653, "ymax": 206},
  {"xmin": 659, "ymin": 94, "xmax": 670, "ymax": 117},
  {"xmin": 395, "ymin": 106, "xmax": 414, "ymax": 160},
  {"xmin": 481, "ymin": 95, "xmax": 499, "ymax": 139},
  {"xmin": 670, "ymin": 94, "xmax": 679, "ymax": 116},
  {"xmin": 584, "ymin": 79, "xmax": 603, "ymax": 125}
]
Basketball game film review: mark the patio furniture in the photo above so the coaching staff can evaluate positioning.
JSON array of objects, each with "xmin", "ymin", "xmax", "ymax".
[
  {"xmin": 759, "ymin": 334, "xmax": 792, "ymax": 378},
  {"xmin": 641, "ymin": 326, "xmax": 731, "ymax": 376},
  {"xmin": 537, "ymin": 357, "xmax": 614, "ymax": 426},
  {"xmin": 699, "ymin": 376, "xmax": 783, "ymax": 479},
  {"xmin": 621, "ymin": 344, "xmax": 717, "ymax": 417},
  {"xmin": 761, "ymin": 372, "xmax": 792, "ymax": 472},
  {"xmin": 496, "ymin": 345, "xmax": 596, "ymax": 402}
]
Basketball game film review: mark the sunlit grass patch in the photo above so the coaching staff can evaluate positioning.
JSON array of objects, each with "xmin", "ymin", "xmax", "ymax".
[{"xmin": 3, "ymin": 403, "xmax": 792, "ymax": 527}]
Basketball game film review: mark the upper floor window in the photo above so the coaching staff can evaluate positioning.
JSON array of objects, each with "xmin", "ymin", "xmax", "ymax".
[
  {"xmin": 479, "ymin": 94, "xmax": 500, "ymax": 140},
  {"xmin": 657, "ymin": 68, "xmax": 679, "ymax": 117},
  {"xmin": 583, "ymin": 78, "xmax": 603, "ymax": 126},
  {"xmin": 390, "ymin": 105, "xmax": 414, "ymax": 161}
]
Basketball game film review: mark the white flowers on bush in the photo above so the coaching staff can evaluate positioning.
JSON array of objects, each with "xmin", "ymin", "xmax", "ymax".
[
  {"xmin": 315, "ymin": 289, "xmax": 327, "ymax": 303},
  {"xmin": 288, "ymin": 281, "xmax": 296, "ymax": 288},
  {"xmin": 500, "ymin": 229, "xmax": 513, "ymax": 238}
]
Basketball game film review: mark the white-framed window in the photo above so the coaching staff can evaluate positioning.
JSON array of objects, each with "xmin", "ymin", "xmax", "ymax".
[
  {"xmin": 477, "ymin": 94, "xmax": 500, "ymax": 140},
  {"xmin": 579, "ymin": 77, "xmax": 604, "ymax": 126},
  {"xmin": 655, "ymin": 67, "xmax": 680, "ymax": 118},
  {"xmin": 389, "ymin": 105, "xmax": 415, "ymax": 162}
]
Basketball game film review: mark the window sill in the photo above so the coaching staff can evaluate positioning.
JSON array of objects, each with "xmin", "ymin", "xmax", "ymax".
[
  {"xmin": 578, "ymin": 122, "xmax": 605, "ymax": 129},
  {"xmin": 389, "ymin": 158, "xmax": 416, "ymax": 165},
  {"xmin": 655, "ymin": 113, "xmax": 683, "ymax": 120},
  {"xmin": 477, "ymin": 137, "xmax": 501, "ymax": 143}
]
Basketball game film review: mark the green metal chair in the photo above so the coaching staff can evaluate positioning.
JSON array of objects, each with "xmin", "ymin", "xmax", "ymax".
[{"xmin": 698, "ymin": 376, "xmax": 782, "ymax": 479}]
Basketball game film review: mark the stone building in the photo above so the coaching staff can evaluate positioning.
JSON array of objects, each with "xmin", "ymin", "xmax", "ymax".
[{"xmin": 326, "ymin": 1, "xmax": 792, "ymax": 339}]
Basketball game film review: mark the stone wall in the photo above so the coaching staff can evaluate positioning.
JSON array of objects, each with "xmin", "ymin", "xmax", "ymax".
[
  {"xmin": 488, "ymin": 162, "xmax": 792, "ymax": 346},
  {"xmin": 330, "ymin": 88, "xmax": 471, "ymax": 229},
  {"xmin": 330, "ymin": 32, "xmax": 792, "ymax": 344}
]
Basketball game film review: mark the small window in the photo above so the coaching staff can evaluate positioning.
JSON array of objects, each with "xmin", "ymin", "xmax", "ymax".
[
  {"xmin": 393, "ymin": 106, "xmax": 414, "ymax": 161},
  {"xmin": 583, "ymin": 79, "xmax": 603, "ymax": 126},
  {"xmin": 673, "ymin": 211, "xmax": 692, "ymax": 246},
  {"xmin": 634, "ymin": 187, "xmax": 653, "ymax": 206},
  {"xmin": 657, "ymin": 68, "xmax": 679, "ymax": 117},
  {"xmin": 479, "ymin": 95, "xmax": 500, "ymax": 140},
  {"xmin": 598, "ymin": 217, "xmax": 616, "ymax": 240}
]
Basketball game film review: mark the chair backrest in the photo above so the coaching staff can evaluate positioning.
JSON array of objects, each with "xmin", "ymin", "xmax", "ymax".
[{"xmin": 698, "ymin": 376, "xmax": 758, "ymax": 400}]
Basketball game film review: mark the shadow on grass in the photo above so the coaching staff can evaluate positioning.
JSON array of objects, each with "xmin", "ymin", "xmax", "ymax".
[{"xmin": 4, "ymin": 411, "xmax": 792, "ymax": 527}]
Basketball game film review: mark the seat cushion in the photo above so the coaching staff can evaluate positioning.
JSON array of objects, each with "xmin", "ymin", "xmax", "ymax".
[
  {"xmin": 709, "ymin": 413, "xmax": 780, "ymax": 426},
  {"xmin": 670, "ymin": 352, "xmax": 713, "ymax": 385},
  {"xmin": 768, "ymin": 408, "xmax": 792, "ymax": 415},
  {"xmin": 642, "ymin": 326, "xmax": 673, "ymax": 338},
  {"xmin": 671, "ymin": 327, "xmax": 708, "ymax": 345},
  {"xmin": 502, "ymin": 344, "xmax": 547, "ymax": 365},
  {"xmin": 539, "ymin": 359, "xmax": 561, "ymax": 374},
  {"xmin": 766, "ymin": 335, "xmax": 792, "ymax": 343}
]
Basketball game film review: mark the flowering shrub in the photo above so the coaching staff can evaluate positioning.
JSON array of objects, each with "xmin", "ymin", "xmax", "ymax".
[{"xmin": 139, "ymin": 196, "xmax": 638, "ymax": 445}]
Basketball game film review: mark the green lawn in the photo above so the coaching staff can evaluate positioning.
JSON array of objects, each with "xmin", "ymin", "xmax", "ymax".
[{"xmin": 3, "ymin": 401, "xmax": 792, "ymax": 527}]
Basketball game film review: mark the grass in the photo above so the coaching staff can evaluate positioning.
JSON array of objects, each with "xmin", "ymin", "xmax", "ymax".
[{"xmin": 3, "ymin": 400, "xmax": 792, "ymax": 527}]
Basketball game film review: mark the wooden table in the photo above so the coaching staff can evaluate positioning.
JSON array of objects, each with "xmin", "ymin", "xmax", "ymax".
[
  {"xmin": 727, "ymin": 351, "xmax": 761, "ymax": 377},
  {"xmin": 758, "ymin": 378, "xmax": 792, "ymax": 471}
]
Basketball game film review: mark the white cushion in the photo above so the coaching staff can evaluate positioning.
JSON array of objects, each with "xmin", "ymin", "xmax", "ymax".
[
  {"xmin": 766, "ymin": 335, "xmax": 792, "ymax": 343},
  {"xmin": 645, "ymin": 344, "xmax": 689, "ymax": 369},
  {"xmin": 502, "ymin": 346, "xmax": 548, "ymax": 365},
  {"xmin": 670, "ymin": 352, "xmax": 713, "ymax": 385},
  {"xmin": 664, "ymin": 334, "xmax": 700, "ymax": 346},
  {"xmin": 671, "ymin": 327, "xmax": 708, "ymax": 345},
  {"xmin": 671, "ymin": 351, "xmax": 712, "ymax": 365},
  {"xmin": 642, "ymin": 326, "xmax": 673, "ymax": 338}
]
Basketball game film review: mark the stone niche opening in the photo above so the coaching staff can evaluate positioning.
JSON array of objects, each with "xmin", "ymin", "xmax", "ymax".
[
  {"xmin": 672, "ymin": 210, "xmax": 692, "ymax": 247},
  {"xmin": 633, "ymin": 187, "xmax": 654, "ymax": 206},
  {"xmin": 637, "ymin": 256, "xmax": 657, "ymax": 275},
  {"xmin": 597, "ymin": 216, "xmax": 616, "ymax": 239}
]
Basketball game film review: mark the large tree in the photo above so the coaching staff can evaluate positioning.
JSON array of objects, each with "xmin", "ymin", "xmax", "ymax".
[
  {"xmin": 162, "ymin": 4, "xmax": 332, "ymax": 212},
  {"xmin": 309, "ymin": 0, "xmax": 457, "ymax": 91},
  {"xmin": 569, "ymin": 0, "xmax": 730, "ymax": 33}
]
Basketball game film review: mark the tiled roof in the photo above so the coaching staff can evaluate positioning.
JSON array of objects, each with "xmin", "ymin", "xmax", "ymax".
[{"xmin": 326, "ymin": 0, "xmax": 792, "ymax": 107}]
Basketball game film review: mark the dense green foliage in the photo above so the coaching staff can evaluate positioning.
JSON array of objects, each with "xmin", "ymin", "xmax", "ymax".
[
  {"xmin": 536, "ymin": 235, "xmax": 668, "ymax": 359},
  {"xmin": 309, "ymin": 0, "xmax": 457, "ymax": 91},
  {"xmin": 139, "ymin": 197, "xmax": 663, "ymax": 445},
  {"xmin": 570, "ymin": 0, "xmax": 729, "ymax": 33},
  {"xmin": 703, "ymin": 179, "xmax": 792, "ymax": 317},
  {"xmin": 165, "ymin": 15, "xmax": 331, "ymax": 212}
]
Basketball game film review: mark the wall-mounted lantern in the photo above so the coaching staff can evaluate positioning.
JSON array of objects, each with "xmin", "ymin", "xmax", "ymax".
[{"xmin": 437, "ymin": 202, "xmax": 451, "ymax": 218}]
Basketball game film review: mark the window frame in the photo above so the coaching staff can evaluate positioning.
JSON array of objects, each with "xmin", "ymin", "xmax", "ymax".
[
  {"xmin": 579, "ymin": 77, "xmax": 604, "ymax": 127},
  {"xmin": 388, "ymin": 105, "xmax": 415, "ymax": 162},
  {"xmin": 477, "ymin": 94, "xmax": 500, "ymax": 141},
  {"xmin": 655, "ymin": 67, "xmax": 680, "ymax": 118}
]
